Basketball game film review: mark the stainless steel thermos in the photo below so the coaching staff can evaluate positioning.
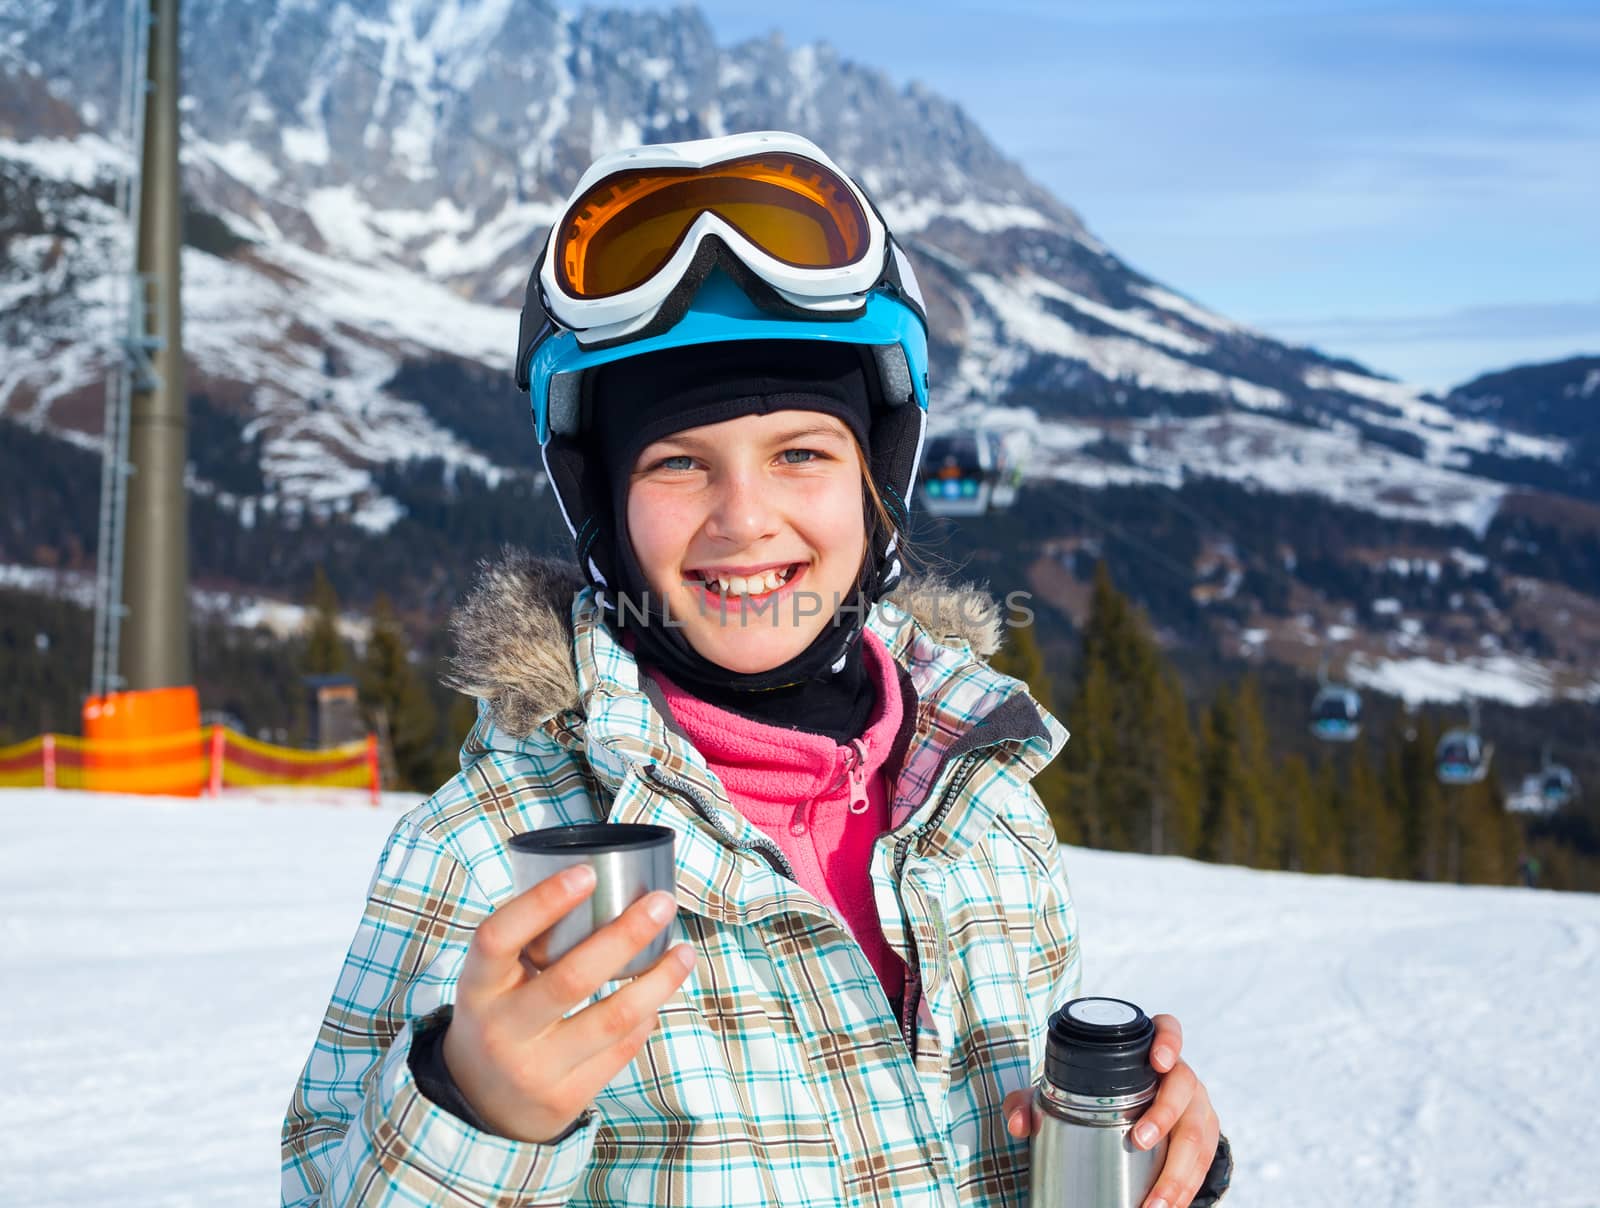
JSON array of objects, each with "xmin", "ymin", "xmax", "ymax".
[{"xmin": 1028, "ymin": 996, "xmax": 1167, "ymax": 1208}]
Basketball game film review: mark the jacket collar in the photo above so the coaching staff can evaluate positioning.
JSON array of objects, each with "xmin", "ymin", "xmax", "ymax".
[
  {"xmin": 446, "ymin": 550, "xmax": 1022, "ymax": 739},
  {"xmin": 447, "ymin": 552, "xmax": 1068, "ymax": 906}
]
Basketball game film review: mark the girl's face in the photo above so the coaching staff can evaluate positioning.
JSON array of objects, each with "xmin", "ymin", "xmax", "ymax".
[{"xmin": 626, "ymin": 410, "xmax": 868, "ymax": 674}]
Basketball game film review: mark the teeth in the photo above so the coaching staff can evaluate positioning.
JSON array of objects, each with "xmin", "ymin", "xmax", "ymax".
[{"xmin": 697, "ymin": 566, "xmax": 796, "ymax": 597}]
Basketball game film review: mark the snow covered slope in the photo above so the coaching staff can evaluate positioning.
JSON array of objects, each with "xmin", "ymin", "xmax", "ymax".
[{"xmin": 3, "ymin": 788, "xmax": 1595, "ymax": 1206}]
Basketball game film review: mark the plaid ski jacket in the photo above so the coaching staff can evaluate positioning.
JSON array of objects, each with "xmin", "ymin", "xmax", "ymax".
[{"xmin": 282, "ymin": 554, "xmax": 1081, "ymax": 1207}]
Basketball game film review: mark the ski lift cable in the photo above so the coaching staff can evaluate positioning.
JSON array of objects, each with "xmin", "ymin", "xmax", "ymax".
[
  {"xmin": 1065, "ymin": 466, "xmax": 1322, "ymax": 636},
  {"xmin": 1139, "ymin": 471, "xmax": 1315, "ymax": 619},
  {"xmin": 1052, "ymin": 482, "xmax": 1205, "ymax": 589}
]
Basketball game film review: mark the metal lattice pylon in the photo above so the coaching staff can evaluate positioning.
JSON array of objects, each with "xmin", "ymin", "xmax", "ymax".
[{"xmin": 91, "ymin": 0, "xmax": 160, "ymax": 699}]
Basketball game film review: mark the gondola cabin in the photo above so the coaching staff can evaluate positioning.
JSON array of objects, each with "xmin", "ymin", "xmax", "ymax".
[
  {"xmin": 1310, "ymin": 685, "xmax": 1362, "ymax": 742},
  {"xmin": 1540, "ymin": 763, "xmax": 1578, "ymax": 809},
  {"xmin": 920, "ymin": 432, "xmax": 993, "ymax": 518},
  {"xmin": 1435, "ymin": 728, "xmax": 1490, "ymax": 785}
]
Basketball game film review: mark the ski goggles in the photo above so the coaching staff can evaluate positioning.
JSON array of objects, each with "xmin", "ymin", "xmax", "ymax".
[{"xmin": 520, "ymin": 131, "xmax": 923, "ymax": 361}]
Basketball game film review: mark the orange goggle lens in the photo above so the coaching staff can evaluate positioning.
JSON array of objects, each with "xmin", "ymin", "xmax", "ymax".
[{"xmin": 556, "ymin": 152, "xmax": 871, "ymax": 300}]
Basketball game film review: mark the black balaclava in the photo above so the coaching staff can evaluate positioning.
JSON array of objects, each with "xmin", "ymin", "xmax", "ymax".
[{"xmin": 585, "ymin": 339, "xmax": 886, "ymax": 742}]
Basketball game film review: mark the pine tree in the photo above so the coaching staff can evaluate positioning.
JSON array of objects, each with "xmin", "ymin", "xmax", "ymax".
[
  {"xmin": 1343, "ymin": 740, "xmax": 1403, "ymax": 877},
  {"xmin": 1381, "ymin": 736, "xmax": 1413, "ymax": 872},
  {"xmin": 1233, "ymin": 676, "xmax": 1281, "ymax": 868},
  {"xmin": 1310, "ymin": 756, "xmax": 1346, "ymax": 874},
  {"xmin": 989, "ymin": 616, "xmax": 1049, "ymax": 693},
  {"xmin": 359, "ymin": 596, "xmax": 438, "ymax": 792},
  {"xmin": 303, "ymin": 566, "xmax": 348, "ymax": 676},
  {"xmin": 1396, "ymin": 716, "xmax": 1449, "ymax": 881},
  {"xmin": 1060, "ymin": 654, "xmax": 1112, "ymax": 846},
  {"xmin": 429, "ymin": 692, "xmax": 481, "ymax": 789},
  {"xmin": 1154, "ymin": 668, "xmax": 1203, "ymax": 857},
  {"xmin": 990, "ymin": 622, "xmax": 1077, "ymax": 842},
  {"xmin": 1199, "ymin": 687, "xmax": 1248, "ymax": 865},
  {"xmin": 1061, "ymin": 562, "xmax": 1200, "ymax": 856},
  {"xmin": 1458, "ymin": 775, "xmax": 1517, "ymax": 885},
  {"xmin": 1277, "ymin": 754, "xmax": 1319, "ymax": 872}
]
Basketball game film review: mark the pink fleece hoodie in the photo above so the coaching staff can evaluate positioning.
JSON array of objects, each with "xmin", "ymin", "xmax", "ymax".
[{"xmin": 645, "ymin": 631, "xmax": 907, "ymax": 1002}]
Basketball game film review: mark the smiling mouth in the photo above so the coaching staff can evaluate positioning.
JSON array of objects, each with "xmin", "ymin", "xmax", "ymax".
[{"xmin": 686, "ymin": 563, "xmax": 804, "ymax": 599}]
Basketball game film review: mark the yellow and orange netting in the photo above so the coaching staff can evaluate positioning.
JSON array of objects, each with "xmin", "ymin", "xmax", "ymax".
[{"xmin": 0, "ymin": 727, "xmax": 379, "ymax": 803}]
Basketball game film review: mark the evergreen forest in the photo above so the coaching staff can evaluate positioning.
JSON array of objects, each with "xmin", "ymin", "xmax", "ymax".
[{"xmin": 3, "ymin": 410, "xmax": 1595, "ymax": 892}]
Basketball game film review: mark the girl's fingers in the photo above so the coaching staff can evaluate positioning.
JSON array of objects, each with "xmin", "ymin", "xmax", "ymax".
[
  {"xmin": 1132, "ymin": 1059, "xmax": 1196, "ymax": 1150},
  {"xmin": 1002, "ymin": 1088, "xmax": 1034, "ymax": 1138},
  {"xmin": 1141, "ymin": 1101, "xmax": 1220, "ymax": 1208},
  {"xmin": 508, "ymin": 890, "xmax": 684, "ymax": 1033},
  {"xmin": 458, "ymin": 866, "xmax": 597, "ymax": 1000},
  {"xmin": 546, "ymin": 942, "xmax": 698, "ymax": 1083},
  {"xmin": 1149, "ymin": 1013, "xmax": 1184, "ymax": 1073},
  {"xmin": 537, "ymin": 1006, "xmax": 667, "ymax": 1134}
]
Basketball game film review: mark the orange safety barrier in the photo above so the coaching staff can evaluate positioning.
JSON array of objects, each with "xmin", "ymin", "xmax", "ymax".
[
  {"xmin": 83, "ymin": 686, "xmax": 205, "ymax": 796},
  {"xmin": 0, "ymin": 727, "xmax": 380, "ymax": 805},
  {"xmin": 207, "ymin": 727, "xmax": 380, "ymax": 806},
  {"xmin": 0, "ymin": 736, "xmax": 56, "ymax": 789}
]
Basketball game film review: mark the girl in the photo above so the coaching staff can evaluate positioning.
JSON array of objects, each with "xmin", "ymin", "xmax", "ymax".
[{"xmin": 282, "ymin": 132, "xmax": 1227, "ymax": 1207}]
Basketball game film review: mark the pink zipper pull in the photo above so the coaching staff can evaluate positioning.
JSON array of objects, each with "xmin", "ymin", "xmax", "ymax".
[
  {"xmin": 789, "ymin": 797, "xmax": 809, "ymax": 836},
  {"xmin": 846, "ymin": 738, "xmax": 870, "ymax": 815}
]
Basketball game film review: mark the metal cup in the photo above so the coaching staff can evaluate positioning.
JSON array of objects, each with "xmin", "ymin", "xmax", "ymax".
[{"xmin": 506, "ymin": 823, "xmax": 677, "ymax": 978}]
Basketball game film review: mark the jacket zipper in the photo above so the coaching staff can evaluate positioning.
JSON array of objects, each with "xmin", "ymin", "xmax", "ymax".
[
  {"xmin": 651, "ymin": 743, "xmax": 998, "ymax": 1058},
  {"xmin": 792, "ymin": 738, "xmax": 871, "ymax": 834},
  {"xmin": 892, "ymin": 749, "xmax": 987, "ymax": 1055},
  {"xmin": 641, "ymin": 763, "xmax": 798, "ymax": 882},
  {"xmin": 845, "ymin": 738, "xmax": 870, "ymax": 814}
]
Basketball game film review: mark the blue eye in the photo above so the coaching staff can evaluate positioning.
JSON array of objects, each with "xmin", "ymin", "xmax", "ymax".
[
  {"xmin": 782, "ymin": 448, "xmax": 819, "ymax": 464},
  {"xmin": 656, "ymin": 455, "xmax": 695, "ymax": 471}
]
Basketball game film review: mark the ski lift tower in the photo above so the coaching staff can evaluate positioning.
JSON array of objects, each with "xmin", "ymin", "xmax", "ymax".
[{"xmin": 87, "ymin": 0, "xmax": 198, "ymax": 792}]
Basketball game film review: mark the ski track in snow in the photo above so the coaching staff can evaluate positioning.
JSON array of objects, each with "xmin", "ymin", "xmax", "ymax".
[{"xmin": 2, "ymin": 790, "xmax": 1597, "ymax": 1206}]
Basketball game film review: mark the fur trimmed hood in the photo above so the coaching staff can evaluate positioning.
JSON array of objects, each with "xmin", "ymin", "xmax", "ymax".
[{"xmin": 446, "ymin": 549, "xmax": 1008, "ymax": 740}]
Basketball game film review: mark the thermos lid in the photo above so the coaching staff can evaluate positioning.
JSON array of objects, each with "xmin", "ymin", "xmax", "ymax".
[{"xmin": 1044, "ymin": 996, "xmax": 1158, "ymax": 1097}]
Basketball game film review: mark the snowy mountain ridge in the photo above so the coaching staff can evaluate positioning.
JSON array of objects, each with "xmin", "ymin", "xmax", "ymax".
[{"xmin": 0, "ymin": 0, "xmax": 1578, "ymax": 536}]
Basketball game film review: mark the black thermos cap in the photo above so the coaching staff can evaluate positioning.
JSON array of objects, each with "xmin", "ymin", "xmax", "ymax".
[{"xmin": 1043, "ymin": 997, "xmax": 1158, "ymax": 1097}]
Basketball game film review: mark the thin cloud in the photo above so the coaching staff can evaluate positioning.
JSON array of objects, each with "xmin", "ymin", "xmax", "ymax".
[{"xmin": 1264, "ymin": 300, "xmax": 1600, "ymax": 347}]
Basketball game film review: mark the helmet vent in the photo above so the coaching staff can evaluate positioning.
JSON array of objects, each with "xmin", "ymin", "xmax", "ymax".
[
  {"xmin": 548, "ymin": 373, "xmax": 583, "ymax": 440},
  {"xmin": 874, "ymin": 345, "xmax": 914, "ymax": 407}
]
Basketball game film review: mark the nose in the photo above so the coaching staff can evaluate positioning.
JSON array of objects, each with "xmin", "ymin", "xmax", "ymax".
[{"xmin": 703, "ymin": 463, "xmax": 779, "ymax": 547}]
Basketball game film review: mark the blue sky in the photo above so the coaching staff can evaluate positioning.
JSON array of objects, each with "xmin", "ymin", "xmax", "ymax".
[{"xmin": 629, "ymin": 0, "xmax": 1600, "ymax": 391}]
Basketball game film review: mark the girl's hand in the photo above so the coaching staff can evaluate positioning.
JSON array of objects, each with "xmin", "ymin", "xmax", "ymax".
[
  {"xmin": 440, "ymin": 864, "xmax": 697, "ymax": 1143},
  {"xmin": 1003, "ymin": 1013, "xmax": 1221, "ymax": 1208}
]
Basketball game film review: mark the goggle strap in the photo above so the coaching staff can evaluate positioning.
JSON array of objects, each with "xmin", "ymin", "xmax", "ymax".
[{"xmin": 515, "ymin": 246, "xmax": 552, "ymax": 393}]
